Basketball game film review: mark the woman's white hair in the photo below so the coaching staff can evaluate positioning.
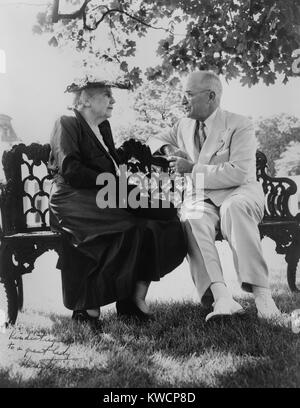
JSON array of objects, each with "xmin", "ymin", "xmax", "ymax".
[{"xmin": 71, "ymin": 87, "xmax": 107, "ymax": 110}]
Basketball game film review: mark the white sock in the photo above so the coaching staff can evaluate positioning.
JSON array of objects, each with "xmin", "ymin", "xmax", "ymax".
[{"xmin": 210, "ymin": 282, "xmax": 232, "ymax": 302}]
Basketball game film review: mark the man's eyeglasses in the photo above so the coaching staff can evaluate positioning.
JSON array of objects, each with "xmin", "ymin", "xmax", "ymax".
[{"xmin": 183, "ymin": 89, "xmax": 211, "ymax": 100}]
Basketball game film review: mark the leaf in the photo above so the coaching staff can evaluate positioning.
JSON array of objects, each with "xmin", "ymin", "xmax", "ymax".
[
  {"xmin": 236, "ymin": 42, "xmax": 246, "ymax": 53},
  {"xmin": 226, "ymin": 62, "xmax": 240, "ymax": 78},
  {"xmin": 225, "ymin": 34, "xmax": 236, "ymax": 48},
  {"xmin": 262, "ymin": 71, "xmax": 277, "ymax": 86},
  {"xmin": 282, "ymin": 75, "xmax": 289, "ymax": 85},
  {"xmin": 240, "ymin": 75, "xmax": 253, "ymax": 87},
  {"xmin": 120, "ymin": 61, "xmax": 129, "ymax": 72},
  {"xmin": 32, "ymin": 25, "xmax": 43, "ymax": 35},
  {"xmin": 48, "ymin": 36, "xmax": 58, "ymax": 47}
]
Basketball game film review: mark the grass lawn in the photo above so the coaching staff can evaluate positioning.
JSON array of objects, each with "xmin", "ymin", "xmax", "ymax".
[{"xmin": 0, "ymin": 269, "xmax": 300, "ymax": 388}]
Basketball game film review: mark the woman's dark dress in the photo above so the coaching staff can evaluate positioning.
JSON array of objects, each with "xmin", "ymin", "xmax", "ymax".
[{"xmin": 48, "ymin": 109, "xmax": 187, "ymax": 310}]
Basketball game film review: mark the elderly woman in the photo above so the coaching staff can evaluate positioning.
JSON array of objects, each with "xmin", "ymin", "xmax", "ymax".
[{"xmin": 48, "ymin": 77, "xmax": 187, "ymax": 330}]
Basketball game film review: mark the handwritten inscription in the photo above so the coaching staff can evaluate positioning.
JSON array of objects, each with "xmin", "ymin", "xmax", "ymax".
[{"xmin": 3, "ymin": 329, "xmax": 81, "ymax": 370}]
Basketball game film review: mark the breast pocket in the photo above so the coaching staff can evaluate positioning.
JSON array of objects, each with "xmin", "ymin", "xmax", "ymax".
[{"xmin": 212, "ymin": 148, "xmax": 230, "ymax": 164}]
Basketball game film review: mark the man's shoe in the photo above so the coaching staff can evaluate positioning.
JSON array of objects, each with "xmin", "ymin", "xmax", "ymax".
[
  {"xmin": 72, "ymin": 310, "xmax": 102, "ymax": 332},
  {"xmin": 116, "ymin": 299, "xmax": 154, "ymax": 322},
  {"xmin": 205, "ymin": 297, "xmax": 245, "ymax": 322},
  {"xmin": 255, "ymin": 295, "xmax": 281, "ymax": 319}
]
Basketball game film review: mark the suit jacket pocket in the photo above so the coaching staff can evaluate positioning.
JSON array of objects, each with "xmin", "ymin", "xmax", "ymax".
[
  {"xmin": 215, "ymin": 147, "xmax": 229, "ymax": 156},
  {"xmin": 211, "ymin": 148, "xmax": 230, "ymax": 164}
]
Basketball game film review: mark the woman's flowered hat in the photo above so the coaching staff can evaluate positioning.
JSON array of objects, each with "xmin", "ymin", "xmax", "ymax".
[{"xmin": 65, "ymin": 73, "xmax": 132, "ymax": 93}]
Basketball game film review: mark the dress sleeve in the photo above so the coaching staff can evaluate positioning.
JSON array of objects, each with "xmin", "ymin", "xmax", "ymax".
[{"xmin": 49, "ymin": 116, "xmax": 99, "ymax": 189}]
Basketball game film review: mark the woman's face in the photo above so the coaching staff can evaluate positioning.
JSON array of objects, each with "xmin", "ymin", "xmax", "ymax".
[{"xmin": 88, "ymin": 87, "xmax": 115, "ymax": 121}]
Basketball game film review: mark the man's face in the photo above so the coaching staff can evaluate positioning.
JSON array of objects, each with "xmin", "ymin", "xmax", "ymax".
[
  {"xmin": 182, "ymin": 76, "xmax": 212, "ymax": 120},
  {"xmin": 89, "ymin": 87, "xmax": 115, "ymax": 120}
]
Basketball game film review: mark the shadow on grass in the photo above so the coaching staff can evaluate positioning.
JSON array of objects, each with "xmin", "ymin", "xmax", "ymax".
[{"xmin": 1, "ymin": 286, "xmax": 300, "ymax": 388}]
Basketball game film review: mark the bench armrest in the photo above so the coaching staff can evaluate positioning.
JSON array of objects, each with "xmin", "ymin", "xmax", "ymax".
[
  {"xmin": 0, "ymin": 181, "xmax": 6, "ymax": 236},
  {"xmin": 256, "ymin": 150, "xmax": 299, "ymax": 220},
  {"xmin": 0, "ymin": 180, "xmax": 9, "ymax": 237}
]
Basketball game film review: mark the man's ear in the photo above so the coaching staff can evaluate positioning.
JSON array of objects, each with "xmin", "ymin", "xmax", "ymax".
[{"xmin": 209, "ymin": 91, "xmax": 216, "ymax": 102}]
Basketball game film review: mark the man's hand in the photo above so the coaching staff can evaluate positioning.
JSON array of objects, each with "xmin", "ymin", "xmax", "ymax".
[
  {"xmin": 168, "ymin": 156, "xmax": 194, "ymax": 175},
  {"xmin": 161, "ymin": 145, "xmax": 190, "ymax": 159},
  {"xmin": 172, "ymin": 149, "xmax": 190, "ymax": 160}
]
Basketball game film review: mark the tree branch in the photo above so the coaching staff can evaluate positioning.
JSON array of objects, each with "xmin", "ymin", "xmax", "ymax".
[
  {"xmin": 109, "ymin": 16, "xmax": 121, "ymax": 63},
  {"xmin": 51, "ymin": 0, "xmax": 168, "ymax": 32},
  {"xmin": 84, "ymin": 8, "xmax": 168, "ymax": 31},
  {"xmin": 52, "ymin": 0, "xmax": 91, "ymax": 23}
]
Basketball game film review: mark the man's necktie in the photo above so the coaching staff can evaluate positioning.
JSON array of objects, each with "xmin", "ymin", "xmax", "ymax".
[
  {"xmin": 199, "ymin": 121, "xmax": 207, "ymax": 148},
  {"xmin": 194, "ymin": 120, "xmax": 207, "ymax": 161}
]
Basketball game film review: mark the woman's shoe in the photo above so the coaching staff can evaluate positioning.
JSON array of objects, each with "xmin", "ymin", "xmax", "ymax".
[
  {"xmin": 116, "ymin": 299, "xmax": 154, "ymax": 322},
  {"xmin": 72, "ymin": 310, "xmax": 102, "ymax": 332}
]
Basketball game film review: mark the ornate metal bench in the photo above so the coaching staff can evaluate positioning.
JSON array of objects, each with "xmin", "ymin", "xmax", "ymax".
[{"xmin": 0, "ymin": 142, "xmax": 299, "ymax": 325}]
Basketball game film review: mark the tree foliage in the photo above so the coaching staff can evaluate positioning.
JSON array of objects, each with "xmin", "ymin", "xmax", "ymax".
[
  {"xmin": 114, "ymin": 78, "xmax": 185, "ymax": 145},
  {"xmin": 133, "ymin": 78, "xmax": 184, "ymax": 128},
  {"xmin": 275, "ymin": 141, "xmax": 300, "ymax": 176},
  {"xmin": 255, "ymin": 113, "xmax": 300, "ymax": 176},
  {"xmin": 33, "ymin": 0, "xmax": 300, "ymax": 88}
]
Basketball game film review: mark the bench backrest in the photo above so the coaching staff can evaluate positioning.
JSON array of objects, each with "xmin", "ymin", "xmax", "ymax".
[
  {"xmin": 0, "ymin": 143, "xmax": 298, "ymax": 235},
  {"xmin": 1, "ymin": 143, "xmax": 52, "ymax": 233}
]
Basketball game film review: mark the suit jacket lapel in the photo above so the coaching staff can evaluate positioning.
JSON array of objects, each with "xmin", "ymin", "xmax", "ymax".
[{"xmin": 181, "ymin": 119, "xmax": 198, "ymax": 162}]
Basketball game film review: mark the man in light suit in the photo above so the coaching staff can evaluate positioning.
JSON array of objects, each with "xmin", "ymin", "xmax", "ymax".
[{"xmin": 148, "ymin": 70, "xmax": 281, "ymax": 321}]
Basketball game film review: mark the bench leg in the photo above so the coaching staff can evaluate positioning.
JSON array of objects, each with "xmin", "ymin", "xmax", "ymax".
[
  {"xmin": 0, "ymin": 243, "xmax": 21, "ymax": 324},
  {"xmin": 286, "ymin": 235, "xmax": 300, "ymax": 292}
]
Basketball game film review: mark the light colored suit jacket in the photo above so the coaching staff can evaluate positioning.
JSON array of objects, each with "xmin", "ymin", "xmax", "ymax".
[{"xmin": 147, "ymin": 108, "xmax": 265, "ymax": 208}]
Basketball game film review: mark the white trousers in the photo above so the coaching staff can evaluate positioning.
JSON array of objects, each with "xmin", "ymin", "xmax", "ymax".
[{"xmin": 183, "ymin": 194, "xmax": 269, "ymax": 302}]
